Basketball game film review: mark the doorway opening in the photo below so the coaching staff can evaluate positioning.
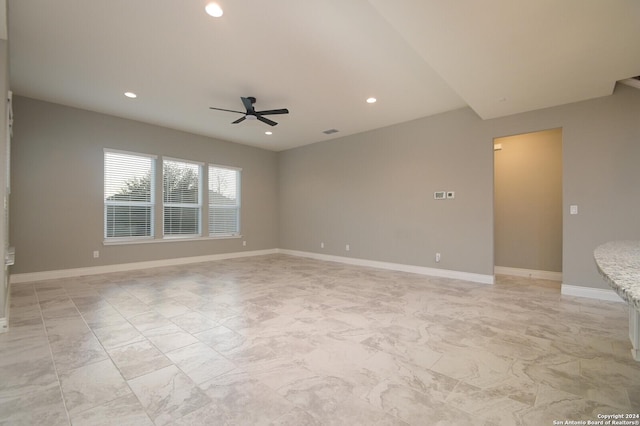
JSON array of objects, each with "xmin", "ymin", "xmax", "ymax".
[{"xmin": 494, "ymin": 128, "xmax": 563, "ymax": 282}]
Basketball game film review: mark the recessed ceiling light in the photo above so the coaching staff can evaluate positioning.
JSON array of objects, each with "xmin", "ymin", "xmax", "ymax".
[
  {"xmin": 366, "ymin": 97, "xmax": 377, "ymax": 104},
  {"xmin": 124, "ymin": 92, "xmax": 137, "ymax": 99},
  {"xmin": 205, "ymin": 2, "xmax": 223, "ymax": 17},
  {"xmin": 265, "ymin": 131, "xmax": 273, "ymax": 135}
]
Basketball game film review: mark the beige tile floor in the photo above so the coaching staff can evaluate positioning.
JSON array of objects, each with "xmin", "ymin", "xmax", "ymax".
[{"xmin": 0, "ymin": 254, "xmax": 638, "ymax": 425}]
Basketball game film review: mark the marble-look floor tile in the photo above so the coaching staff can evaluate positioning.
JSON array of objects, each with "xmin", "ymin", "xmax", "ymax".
[
  {"xmin": 142, "ymin": 323, "xmax": 199, "ymax": 353},
  {"xmin": 301, "ymin": 338, "xmax": 383, "ymax": 397},
  {"xmin": 200, "ymin": 370, "xmax": 297, "ymax": 425},
  {"xmin": 165, "ymin": 341, "xmax": 236, "ymax": 384},
  {"xmin": 128, "ymin": 311, "xmax": 172, "ymax": 332},
  {"xmin": 0, "ymin": 331, "xmax": 52, "ymax": 367},
  {"xmin": 107, "ymin": 339, "xmax": 173, "ymax": 380},
  {"xmin": 40, "ymin": 299, "xmax": 81, "ymax": 320},
  {"xmin": 278, "ymin": 374, "xmax": 409, "ymax": 425},
  {"xmin": 269, "ymin": 407, "xmax": 322, "ymax": 426},
  {"xmin": 59, "ymin": 358, "xmax": 131, "ymax": 415},
  {"xmin": 150, "ymin": 299, "xmax": 192, "ymax": 318},
  {"xmin": 510, "ymin": 354, "xmax": 634, "ymax": 410},
  {"xmin": 244, "ymin": 360, "xmax": 318, "ymax": 393},
  {"xmin": 170, "ymin": 311, "xmax": 218, "ymax": 334},
  {"xmin": 7, "ymin": 305, "xmax": 42, "ymax": 326},
  {"xmin": 194, "ymin": 324, "xmax": 246, "ymax": 353},
  {"xmin": 70, "ymin": 294, "xmax": 111, "ymax": 313},
  {"xmin": 107, "ymin": 296, "xmax": 151, "ymax": 319},
  {"xmin": 221, "ymin": 306, "xmax": 281, "ymax": 333},
  {"xmin": 81, "ymin": 305, "xmax": 128, "ymax": 328},
  {"xmin": 0, "ymin": 383, "xmax": 69, "ymax": 426},
  {"xmin": 368, "ymin": 381, "xmax": 490, "ymax": 426},
  {"xmin": 196, "ymin": 301, "xmax": 240, "ymax": 323},
  {"xmin": 10, "ymin": 284, "xmax": 36, "ymax": 299},
  {"xmin": 43, "ymin": 316, "xmax": 91, "ymax": 343},
  {"xmin": 128, "ymin": 364, "xmax": 210, "ymax": 426},
  {"xmin": 49, "ymin": 333, "xmax": 109, "ymax": 374},
  {"xmin": 171, "ymin": 402, "xmax": 230, "ymax": 426},
  {"xmin": 169, "ymin": 291, "xmax": 209, "ymax": 310},
  {"xmin": 0, "ymin": 356, "xmax": 59, "ymax": 399},
  {"xmin": 429, "ymin": 347, "xmax": 515, "ymax": 389},
  {"xmin": 362, "ymin": 351, "xmax": 459, "ymax": 402},
  {"xmin": 34, "ymin": 286, "xmax": 66, "ymax": 302},
  {"xmin": 444, "ymin": 380, "xmax": 530, "ymax": 425},
  {"xmin": 517, "ymin": 384, "xmax": 623, "ymax": 426},
  {"xmin": 92, "ymin": 321, "xmax": 145, "ymax": 349},
  {"xmin": 3, "ymin": 255, "xmax": 639, "ymax": 425},
  {"xmin": 69, "ymin": 393, "xmax": 153, "ymax": 426},
  {"xmin": 361, "ymin": 328, "xmax": 443, "ymax": 369}
]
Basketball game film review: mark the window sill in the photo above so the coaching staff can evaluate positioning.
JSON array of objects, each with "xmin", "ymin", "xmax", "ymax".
[{"xmin": 103, "ymin": 235, "xmax": 242, "ymax": 246}]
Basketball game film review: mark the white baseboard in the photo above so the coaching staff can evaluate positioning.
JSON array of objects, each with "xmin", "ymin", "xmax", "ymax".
[
  {"xmin": 10, "ymin": 248, "xmax": 494, "ymax": 286},
  {"xmin": 10, "ymin": 249, "xmax": 279, "ymax": 284},
  {"xmin": 561, "ymin": 284, "xmax": 624, "ymax": 303},
  {"xmin": 278, "ymin": 249, "xmax": 494, "ymax": 285},
  {"xmin": 494, "ymin": 266, "xmax": 562, "ymax": 281}
]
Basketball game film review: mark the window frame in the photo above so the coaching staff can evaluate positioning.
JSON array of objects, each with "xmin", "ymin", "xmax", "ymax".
[
  {"xmin": 162, "ymin": 156, "xmax": 203, "ymax": 239},
  {"xmin": 208, "ymin": 164, "xmax": 242, "ymax": 237},
  {"xmin": 103, "ymin": 149, "xmax": 156, "ymax": 242}
]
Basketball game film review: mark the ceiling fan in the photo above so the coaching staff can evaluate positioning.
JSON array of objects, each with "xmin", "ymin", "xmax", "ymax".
[{"xmin": 209, "ymin": 96, "xmax": 289, "ymax": 126}]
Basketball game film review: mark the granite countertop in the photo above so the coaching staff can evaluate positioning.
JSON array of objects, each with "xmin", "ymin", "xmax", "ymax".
[{"xmin": 594, "ymin": 240, "xmax": 640, "ymax": 310}]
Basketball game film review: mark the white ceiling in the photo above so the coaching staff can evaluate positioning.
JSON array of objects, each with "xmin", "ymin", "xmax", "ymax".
[{"xmin": 7, "ymin": 0, "xmax": 640, "ymax": 151}]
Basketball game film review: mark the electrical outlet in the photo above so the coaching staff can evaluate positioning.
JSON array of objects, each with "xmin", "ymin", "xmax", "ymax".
[
  {"xmin": 435, "ymin": 252, "xmax": 441, "ymax": 263},
  {"xmin": 242, "ymin": 240, "xmax": 247, "ymax": 246},
  {"xmin": 93, "ymin": 250, "xmax": 100, "ymax": 258},
  {"xmin": 346, "ymin": 244, "xmax": 350, "ymax": 251},
  {"xmin": 320, "ymin": 242, "xmax": 324, "ymax": 249}
]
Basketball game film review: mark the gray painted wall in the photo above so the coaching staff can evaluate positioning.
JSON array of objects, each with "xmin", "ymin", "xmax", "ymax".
[
  {"xmin": 9, "ymin": 85, "xmax": 640, "ymax": 291},
  {"xmin": 0, "ymin": 38, "xmax": 8, "ymax": 319},
  {"xmin": 278, "ymin": 107, "xmax": 493, "ymax": 274},
  {"xmin": 494, "ymin": 128, "xmax": 563, "ymax": 272},
  {"xmin": 279, "ymin": 84, "xmax": 640, "ymax": 289},
  {"xmin": 10, "ymin": 96, "xmax": 279, "ymax": 274}
]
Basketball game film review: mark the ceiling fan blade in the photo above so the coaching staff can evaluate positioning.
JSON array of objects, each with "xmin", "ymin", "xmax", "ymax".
[
  {"xmin": 209, "ymin": 107, "xmax": 245, "ymax": 114},
  {"xmin": 241, "ymin": 97, "xmax": 254, "ymax": 112},
  {"xmin": 232, "ymin": 116, "xmax": 247, "ymax": 124},
  {"xmin": 254, "ymin": 108, "xmax": 289, "ymax": 115},
  {"xmin": 256, "ymin": 115, "xmax": 278, "ymax": 126}
]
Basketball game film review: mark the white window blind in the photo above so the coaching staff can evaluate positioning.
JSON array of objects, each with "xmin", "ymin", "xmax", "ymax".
[
  {"xmin": 208, "ymin": 165, "xmax": 241, "ymax": 236},
  {"xmin": 104, "ymin": 150, "xmax": 155, "ymax": 239},
  {"xmin": 163, "ymin": 158, "xmax": 202, "ymax": 236}
]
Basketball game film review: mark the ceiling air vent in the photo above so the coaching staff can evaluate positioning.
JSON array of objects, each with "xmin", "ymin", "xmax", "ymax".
[{"xmin": 323, "ymin": 129, "xmax": 339, "ymax": 135}]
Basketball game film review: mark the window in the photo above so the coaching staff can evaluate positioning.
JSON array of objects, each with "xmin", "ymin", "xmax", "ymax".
[
  {"xmin": 104, "ymin": 150, "xmax": 155, "ymax": 239},
  {"xmin": 208, "ymin": 165, "xmax": 241, "ymax": 236},
  {"xmin": 163, "ymin": 158, "xmax": 202, "ymax": 236},
  {"xmin": 104, "ymin": 149, "xmax": 240, "ymax": 242}
]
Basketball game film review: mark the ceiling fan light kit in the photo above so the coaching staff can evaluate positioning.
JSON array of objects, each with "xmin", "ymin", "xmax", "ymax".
[{"xmin": 210, "ymin": 96, "xmax": 289, "ymax": 127}]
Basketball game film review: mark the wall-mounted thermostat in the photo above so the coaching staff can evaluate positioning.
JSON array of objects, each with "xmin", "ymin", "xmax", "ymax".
[{"xmin": 434, "ymin": 191, "xmax": 446, "ymax": 200}]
